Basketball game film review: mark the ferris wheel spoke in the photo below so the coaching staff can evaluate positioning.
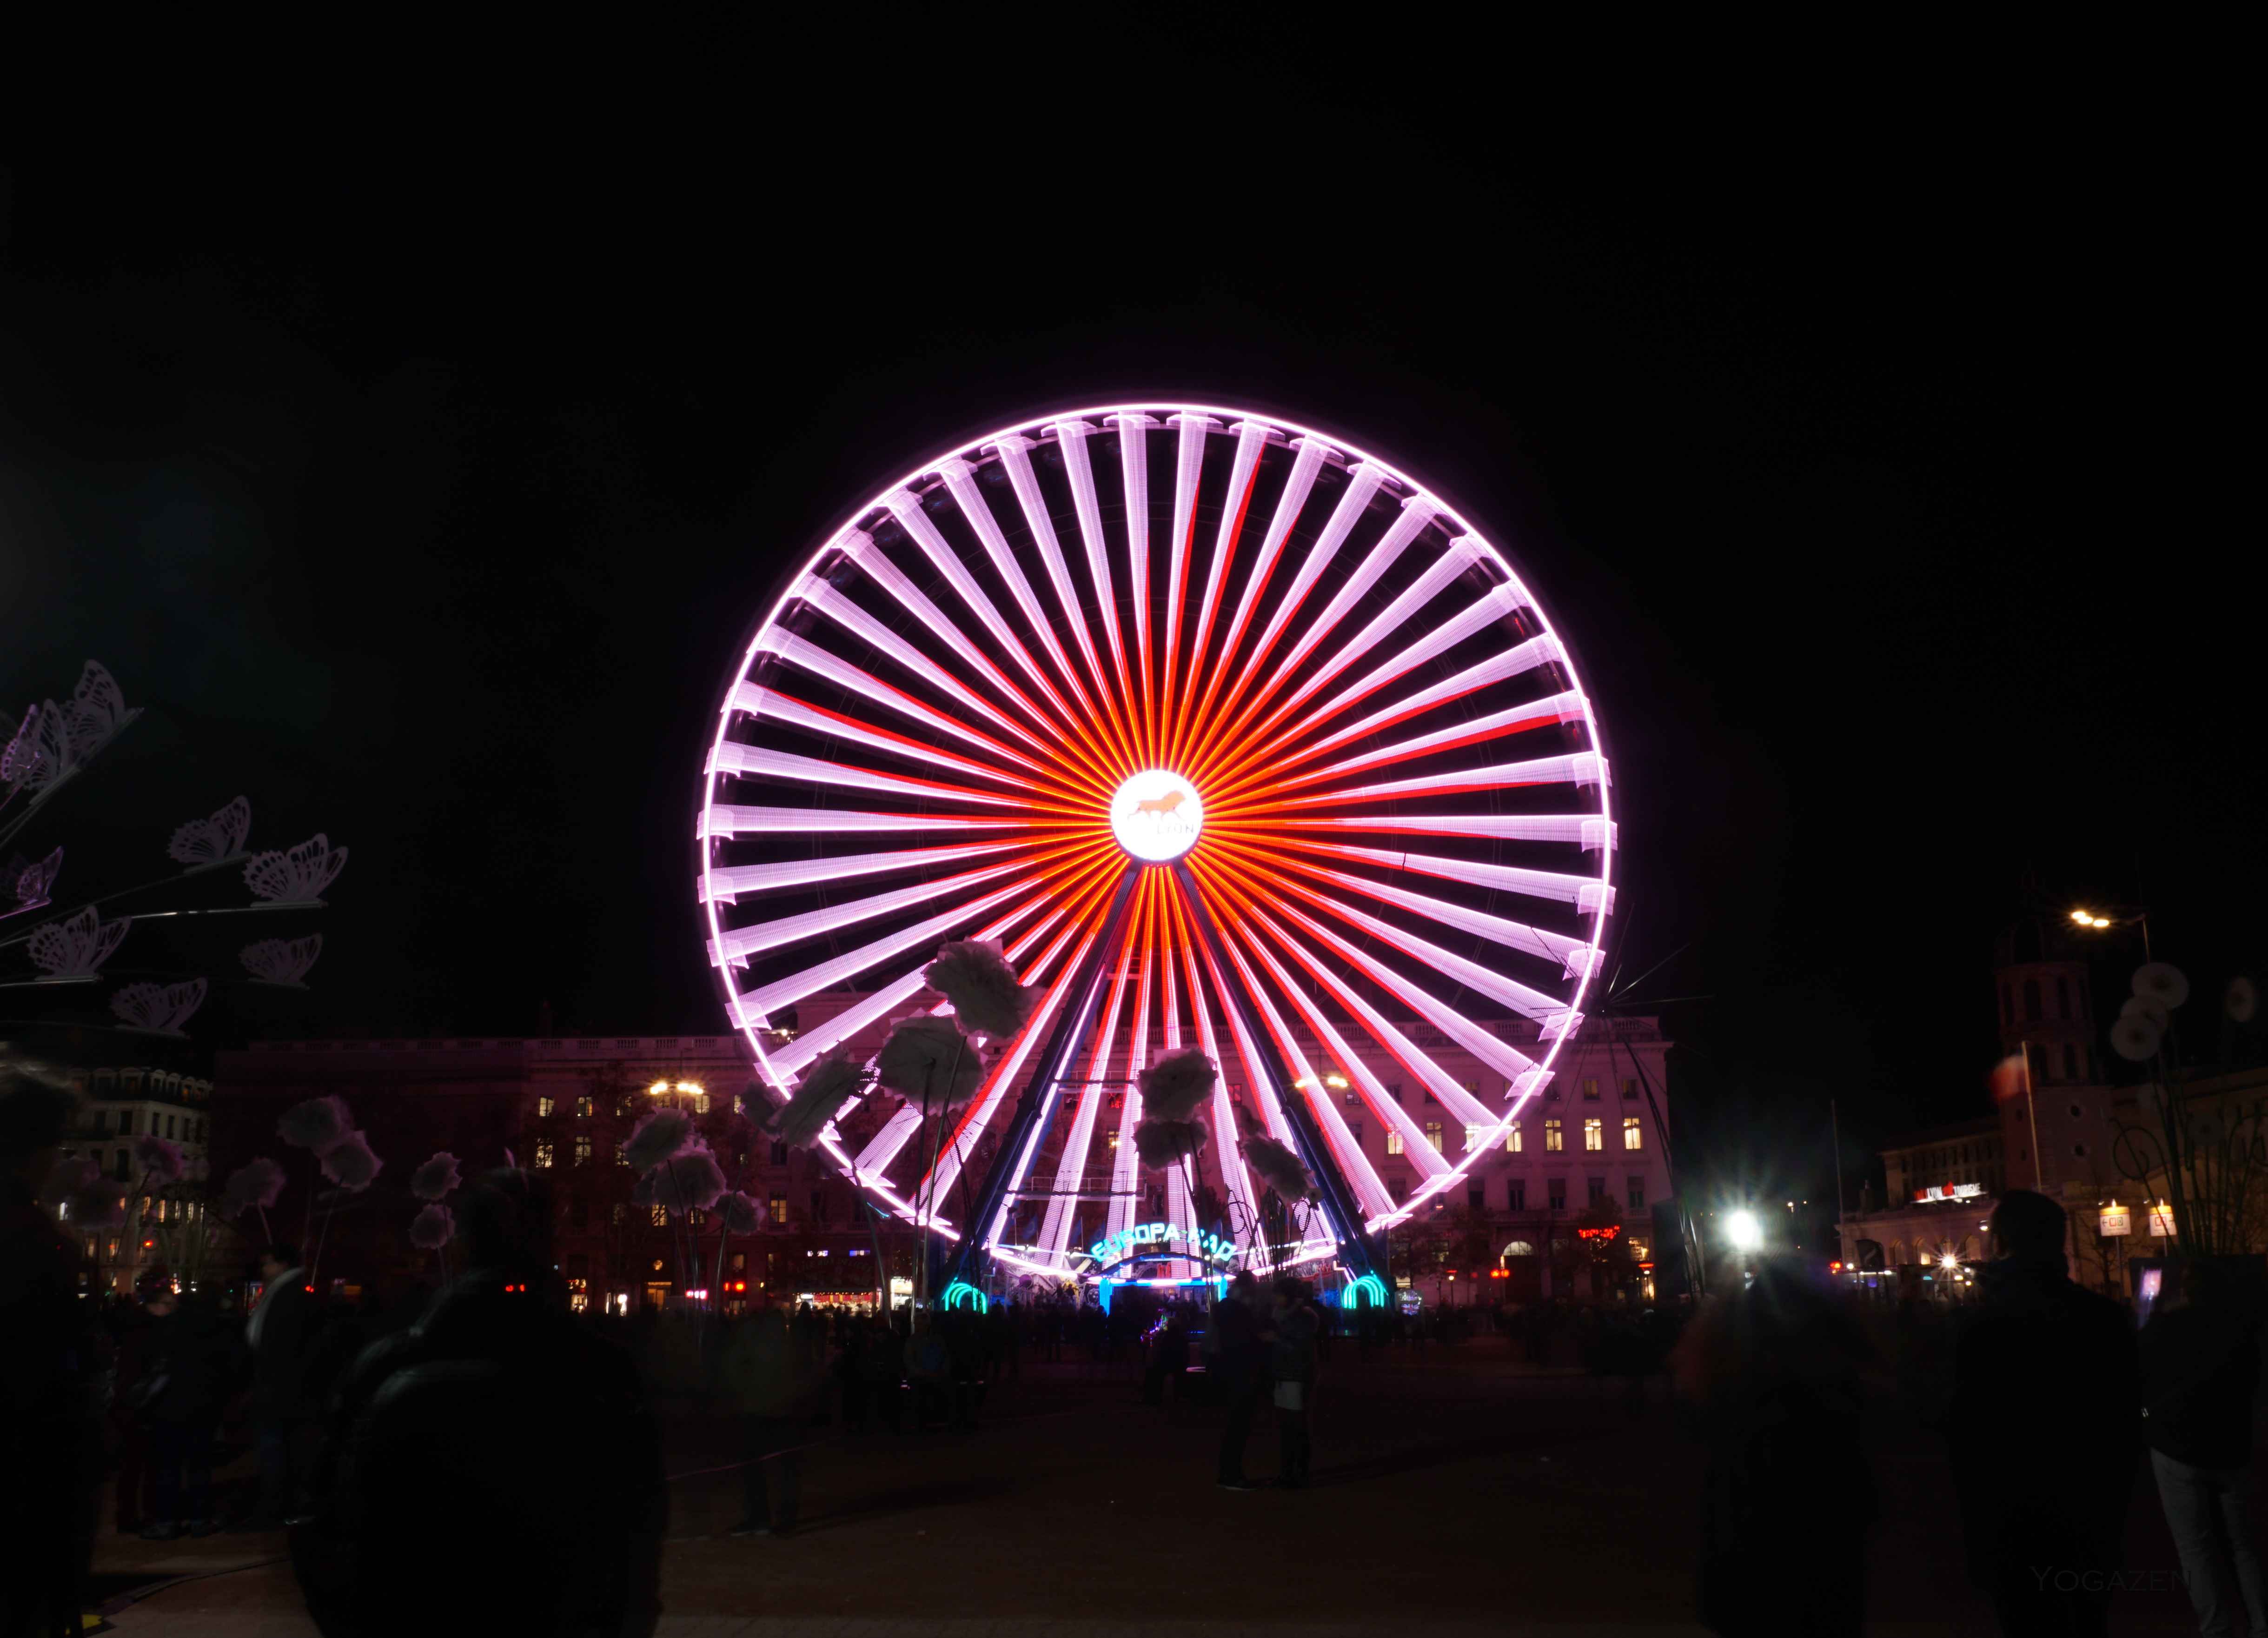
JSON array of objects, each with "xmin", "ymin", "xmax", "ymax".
[
  {"xmin": 1188, "ymin": 488, "xmax": 1441, "ymax": 790},
  {"xmin": 917, "ymin": 865, "xmax": 1128, "ymax": 1219},
  {"xmin": 710, "ymin": 741, "xmax": 1079, "ymax": 814},
  {"xmin": 1209, "ymin": 689, "xmax": 1590, "ymax": 812},
  {"xmin": 1239, "ymin": 750, "xmax": 1608, "ymax": 813},
  {"xmin": 747, "ymin": 689, "xmax": 1085, "ymax": 802},
  {"xmin": 748, "ymin": 629, "xmax": 1070, "ymax": 788},
  {"xmin": 699, "ymin": 805, "xmax": 1066, "ymax": 840},
  {"xmin": 1260, "ymin": 838, "xmax": 1615, "ymax": 915},
  {"xmin": 702, "ymin": 840, "xmax": 1026, "ymax": 903},
  {"xmin": 1108, "ymin": 412, "xmax": 1159, "ymax": 761},
  {"xmin": 938, "ymin": 459, "xmax": 1130, "ymax": 775},
  {"xmin": 794, "ymin": 573, "xmax": 1070, "ymax": 766},
  {"xmin": 1189, "ymin": 460, "xmax": 1383, "ymax": 772},
  {"xmin": 990, "ymin": 434, "xmax": 1141, "ymax": 769},
  {"xmin": 1168, "ymin": 418, "xmax": 1268, "ymax": 759},
  {"xmin": 1101, "ymin": 875, "xmax": 1163, "ymax": 1244},
  {"xmin": 1255, "ymin": 811, "xmax": 1617, "ymax": 851},
  {"xmin": 1236, "ymin": 532, "xmax": 1484, "ymax": 752},
  {"xmin": 1184, "ymin": 433, "xmax": 1330, "ymax": 755},
  {"xmin": 1231, "ymin": 893, "xmax": 1512, "ymax": 1130},
  {"xmin": 1259, "ymin": 624, "xmax": 1561, "ymax": 772},
  {"xmin": 1051, "ymin": 419, "xmax": 1141, "ymax": 738},
  {"xmin": 1031, "ymin": 873, "xmax": 1146, "ymax": 1265},
  {"xmin": 846, "ymin": 524, "xmax": 1121, "ymax": 794},
  {"xmin": 713, "ymin": 848, "xmax": 1092, "ymax": 969},
  {"xmin": 1196, "ymin": 850, "xmax": 1549, "ymax": 1089},
  {"xmin": 1158, "ymin": 411, "xmax": 1219, "ymax": 753},
  {"xmin": 1161, "ymin": 884, "xmax": 1262, "ymax": 1263},
  {"xmin": 1209, "ymin": 910, "xmax": 1400, "ymax": 1220},
  {"xmin": 1230, "ymin": 916, "xmax": 1452, "ymax": 1178}
]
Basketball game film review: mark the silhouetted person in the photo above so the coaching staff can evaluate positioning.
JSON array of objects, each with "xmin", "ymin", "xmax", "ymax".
[
  {"xmin": 238, "ymin": 1241, "xmax": 314, "ymax": 1529},
  {"xmin": 2142, "ymin": 1258, "xmax": 2266, "ymax": 1638},
  {"xmin": 0, "ymin": 1069, "xmax": 99, "ymax": 1638},
  {"xmin": 1948, "ymin": 1189, "xmax": 2140, "ymax": 1637},
  {"xmin": 721, "ymin": 1308, "xmax": 813, "ymax": 1537},
  {"xmin": 1270, "ymin": 1278, "xmax": 1321, "ymax": 1489},
  {"xmin": 1213, "ymin": 1271, "xmax": 1267, "ymax": 1490},
  {"xmin": 136, "ymin": 1289, "xmax": 234, "ymax": 1538},
  {"xmin": 108, "ymin": 1272, "xmax": 170, "ymax": 1536},
  {"xmin": 1673, "ymin": 1256, "xmax": 1873, "ymax": 1638},
  {"xmin": 292, "ymin": 1168, "xmax": 664, "ymax": 1637}
]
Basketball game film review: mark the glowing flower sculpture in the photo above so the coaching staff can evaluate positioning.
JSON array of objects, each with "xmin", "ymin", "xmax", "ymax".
[
  {"xmin": 923, "ymin": 939, "xmax": 1039, "ymax": 1040},
  {"xmin": 278, "ymin": 1095, "xmax": 351, "ymax": 1152},
  {"xmin": 319, "ymin": 1131, "xmax": 383, "ymax": 1191},
  {"xmin": 771, "ymin": 1052, "xmax": 863, "ymax": 1151},
  {"xmin": 1243, "ymin": 1136, "xmax": 1317, "ymax": 1203},
  {"xmin": 636, "ymin": 1143, "xmax": 727, "ymax": 1215},
  {"xmin": 624, "ymin": 1107, "xmax": 695, "ymax": 1171},
  {"xmin": 409, "ymin": 1203, "xmax": 455, "ymax": 1250},
  {"xmin": 223, "ymin": 1157, "xmax": 286, "ymax": 1218},
  {"xmin": 877, "ymin": 1015, "xmax": 982, "ymax": 1109},
  {"xmin": 410, "ymin": 1152, "xmax": 462, "ymax": 1202},
  {"xmin": 133, "ymin": 1133, "xmax": 185, "ymax": 1187}
]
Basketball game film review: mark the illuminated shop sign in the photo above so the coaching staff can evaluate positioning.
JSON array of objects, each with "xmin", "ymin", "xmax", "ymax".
[
  {"xmin": 1913, "ymin": 1182, "xmax": 1983, "ymax": 1202},
  {"xmin": 1088, "ymin": 1222, "xmax": 1237, "ymax": 1270}
]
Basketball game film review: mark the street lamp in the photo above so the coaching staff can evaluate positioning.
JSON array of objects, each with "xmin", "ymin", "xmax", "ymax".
[
  {"xmin": 2069, "ymin": 906, "xmax": 2151, "ymax": 959},
  {"xmin": 1725, "ymin": 1210, "xmax": 1762, "ymax": 1253}
]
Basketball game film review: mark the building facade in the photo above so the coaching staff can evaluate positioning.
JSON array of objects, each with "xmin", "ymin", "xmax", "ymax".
[{"xmin": 54, "ymin": 1065, "xmax": 234, "ymax": 1298}]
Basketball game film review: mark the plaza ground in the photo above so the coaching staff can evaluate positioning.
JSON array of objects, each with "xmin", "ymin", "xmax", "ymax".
[{"xmin": 86, "ymin": 1334, "xmax": 2227, "ymax": 1637}]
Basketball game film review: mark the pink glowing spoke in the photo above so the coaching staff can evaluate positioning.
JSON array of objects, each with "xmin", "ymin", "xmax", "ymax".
[
  {"xmin": 1160, "ymin": 412, "xmax": 1216, "ymax": 732},
  {"xmin": 853, "ymin": 1102, "xmax": 928, "ymax": 1184},
  {"xmin": 711, "ymin": 859, "xmax": 1033, "ymax": 968},
  {"xmin": 1035, "ymin": 931, "xmax": 1137, "ymax": 1264},
  {"xmin": 853, "ymin": 517, "xmax": 1093, "ymax": 766},
  {"xmin": 710, "ymin": 740, "xmax": 1048, "ymax": 812},
  {"xmin": 795, "ymin": 575, "xmax": 1054, "ymax": 756},
  {"xmin": 978, "ymin": 915, "xmax": 1115, "ymax": 1253},
  {"xmin": 753, "ymin": 621, "xmax": 1054, "ymax": 777},
  {"xmin": 738, "ymin": 657, "xmax": 1055, "ymax": 790},
  {"xmin": 1214, "ymin": 925, "xmax": 1399, "ymax": 1219},
  {"xmin": 1109, "ymin": 413, "xmax": 1157, "ymax": 733},
  {"xmin": 1240, "ymin": 883, "xmax": 1544, "ymax": 1089},
  {"xmin": 1104, "ymin": 915, "xmax": 1156, "ymax": 1244},
  {"xmin": 1267, "ymin": 750, "xmax": 1607, "ymax": 810},
  {"xmin": 699, "ymin": 805, "xmax": 1055, "ymax": 839},
  {"xmin": 748, "ymin": 691, "xmax": 1054, "ymax": 795},
  {"xmin": 1243, "ymin": 496, "xmax": 1445, "ymax": 729},
  {"xmin": 701, "ymin": 841, "xmax": 1023, "ymax": 903},
  {"xmin": 1230, "ymin": 462, "xmax": 1386, "ymax": 700},
  {"xmin": 1052, "ymin": 419, "xmax": 1137, "ymax": 722},
  {"xmin": 1265, "ymin": 812, "xmax": 1616, "ymax": 851},
  {"xmin": 1232, "ymin": 922, "xmax": 1450, "ymax": 1177},
  {"xmin": 1290, "ymin": 842, "xmax": 1613, "ymax": 914},
  {"xmin": 938, "ymin": 458, "xmax": 1106, "ymax": 736},
  {"xmin": 1238, "ymin": 899, "xmax": 1510, "ymax": 1128},
  {"xmin": 1168, "ymin": 900, "xmax": 1262, "ymax": 1258},
  {"xmin": 1204, "ymin": 434, "xmax": 1328, "ymax": 706},
  {"xmin": 1181, "ymin": 897, "xmax": 1296, "ymax": 1151},
  {"xmin": 1269, "ymin": 870, "xmax": 1569, "ymax": 1023},
  {"xmin": 734, "ymin": 877, "xmax": 1034, "ymax": 1020},
  {"xmin": 1287, "ymin": 623, "xmax": 1558, "ymax": 762},
  {"xmin": 991, "ymin": 434, "xmax": 1120, "ymax": 719},
  {"xmin": 883, "ymin": 488, "xmax": 1082, "ymax": 728},
  {"xmin": 1280, "ymin": 691, "xmax": 1591, "ymax": 793}
]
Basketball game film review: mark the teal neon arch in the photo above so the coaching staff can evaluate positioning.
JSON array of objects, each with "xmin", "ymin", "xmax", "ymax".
[
  {"xmin": 939, "ymin": 1280, "xmax": 989, "ymax": 1314},
  {"xmin": 1344, "ymin": 1273, "xmax": 1389, "ymax": 1312}
]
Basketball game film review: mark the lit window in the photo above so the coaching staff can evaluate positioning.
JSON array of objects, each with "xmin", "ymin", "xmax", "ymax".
[
  {"xmin": 1622, "ymin": 1117, "xmax": 1642, "ymax": 1151},
  {"xmin": 1582, "ymin": 1079, "xmax": 1599, "ymax": 1100},
  {"xmin": 1386, "ymin": 1131, "xmax": 1405, "ymax": 1156},
  {"xmin": 730, "ymin": 1252, "xmax": 745, "ymax": 1272},
  {"xmin": 1348, "ymin": 1121, "xmax": 1364, "ymax": 1146},
  {"xmin": 650, "ymin": 1204, "xmax": 667, "ymax": 1226},
  {"xmin": 1545, "ymin": 1119, "xmax": 1564, "ymax": 1152},
  {"xmin": 1583, "ymin": 1119, "xmax": 1603, "ymax": 1152},
  {"xmin": 1622, "ymin": 1079, "xmax": 1639, "ymax": 1099},
  {"xmin": 1464, "ymin": 1124, "xmax": 1483, "ymax": 1153},
  {"xmin": 535, "ymin": 1140, "xmax": 555, "ymax": 1169},
  {"xmin": 577, "ymin": 1095, "xmax": 593, "ymax": 1118},
  {"xmin": 574, "ymin": 1136, "xmax": 592, "ymax": 1166},
  {"xmin": 1425, "ymin": 1121, "xmax": 1444, "ymax": 1152},
  {"xmin": 1463, "ymin": 1080, "xmax": 1478, "ymax": 1094},
  {"xmin": 1107, "ymin": 1129, "xmax": 1120, "ymax": 1150},
  {"xmin": 1507, "ymin": 1123, "xmax": 1523, "ymax": 1153},
  {"xmin": 614, "ymin": 1143, "xmax": 628, "ymax": 1167},
  {"xmin": 688, "ymin": 1208, "xmax": 705, "ymax": 1227},
  {"xmin": 769, "ymin": 1195, "xmax": 788, "ymax": 1226},
  {"xmin": 537, "ymin": 1097, "xmax": 555, "ymax": 1117},
  {"xmin": 695, "ymin": 1092, "xmax": 710, "ymax": 1114}
]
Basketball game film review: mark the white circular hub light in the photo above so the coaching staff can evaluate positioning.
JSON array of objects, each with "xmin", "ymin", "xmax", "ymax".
[{"xmin": 1109, "ymin": 769, "xmax": 1203, "ymax": 864}]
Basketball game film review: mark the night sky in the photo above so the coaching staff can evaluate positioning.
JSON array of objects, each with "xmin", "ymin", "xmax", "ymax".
[{"xmin": 2, "ymin": 40, "xmax": 2248, "ymax": 1179}]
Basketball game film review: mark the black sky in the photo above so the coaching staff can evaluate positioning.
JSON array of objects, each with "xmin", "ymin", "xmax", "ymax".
[{"xmin": 1, "ymin": 33, "xmax": 2250, "ymax": 1164}]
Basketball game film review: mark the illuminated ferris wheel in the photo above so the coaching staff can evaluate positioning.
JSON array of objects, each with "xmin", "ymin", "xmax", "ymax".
[{"xmin": 697, "ymin": 405, "xmax": 1614, "ymax": 1289}]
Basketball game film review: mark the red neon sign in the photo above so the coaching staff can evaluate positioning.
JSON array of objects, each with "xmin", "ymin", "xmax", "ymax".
[{"xmin": 1576, "ymin": 1225, "xmax": 1621, "ymax": 1241}]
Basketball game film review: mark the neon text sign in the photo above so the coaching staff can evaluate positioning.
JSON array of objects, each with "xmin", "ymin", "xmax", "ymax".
[{"xmin": 1089, "ymin": 1221, "xmax": 1237, "ymax": 1270}]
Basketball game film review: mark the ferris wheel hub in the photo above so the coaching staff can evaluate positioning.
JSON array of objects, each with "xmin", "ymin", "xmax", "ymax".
[{"xmin": 1109, "ymin": 768, "xmax": 1204, "ymax": 863}]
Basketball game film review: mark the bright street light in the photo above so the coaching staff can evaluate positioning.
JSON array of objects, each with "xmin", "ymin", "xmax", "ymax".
[
  {"xmin": 2070, "ymin": 908, "xmax": 2114, "ymax": 929},
  {"xmin": 1725, "ymin": 1210, "xmax": 1762, "ymax": 1252}
]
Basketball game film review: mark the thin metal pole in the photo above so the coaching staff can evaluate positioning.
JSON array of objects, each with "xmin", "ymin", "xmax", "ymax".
[
  {"xmin": 2025, "ymin": 1044, "xmax": 2044, "ymax": 1191},
  {"xmin": 1831, "ymin": 1099, "xmax": 1846, "ymax": 1258}
]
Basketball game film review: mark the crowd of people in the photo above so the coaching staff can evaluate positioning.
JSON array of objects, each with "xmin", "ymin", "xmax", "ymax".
[{"xmin": 11, "ymin": 1059, "xmax": 2268, "ymax": 1638}]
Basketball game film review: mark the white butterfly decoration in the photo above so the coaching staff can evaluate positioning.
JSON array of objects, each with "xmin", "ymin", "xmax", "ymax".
[
  {"xmin": 0, "ymin": 663, "xmax": 140, "ymax": 798},
  {"xmin": 27, "ymin": 906, "xmax": 130, "ymax": 978},
  {"xmin": 111, "ymin": 979, "xmax": 208, "ymax": 1036},
  {"xmin": 2, "ymin": 847, "xmax": 63, "ymax": 919},
  {"xmin": 241, "ymin": 934, "xmax": 324, "ymax": 988},
  {"xmin": 244, "ymin": 835, "xmax": 348, "ymax": 905},
  {"xmin": 169, "ymin": 797, "xmax": 253, "ymax": 867}
]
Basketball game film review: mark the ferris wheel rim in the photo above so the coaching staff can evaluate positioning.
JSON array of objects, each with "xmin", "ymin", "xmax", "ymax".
[{"xmin": 697, "ymin": 400, "xmax": 1618, "ymax": 1276}]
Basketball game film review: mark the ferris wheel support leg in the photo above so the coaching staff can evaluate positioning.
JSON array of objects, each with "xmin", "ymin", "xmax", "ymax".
[
  {"xmin": 1170, "ymin": 863, "xmax": 1388, "ymax": 1285},
  {"xmin": 940, "ymin": 865, "xmax": 1143, "ymax": 1297}
]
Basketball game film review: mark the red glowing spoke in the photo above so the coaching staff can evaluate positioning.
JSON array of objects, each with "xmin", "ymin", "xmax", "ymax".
[
  {"xmin": 1054, "ymin": 419, "xmax": 1142, "ymax": 752},
  {"xmin": 1111, "ymin": 412, "xmax": 1159, "ymax": 766},
  {"xmin": 1161, "ymin": 882, "xmax": 1262, "ymax": 1261},
  {"xmin": 1247, "ymin": 622, "xmax": 1558, "ymax": 772},
  {"xmin": 1158, "ymin": 412, "xmax": 1215, "ymax": 760},
  {"xmin": 1167, "ymin": 418, "xmax": 1265, "ymax": 769},
  {"xmin": 1207, "ymin": 690, "xmax": 1590, "ymax": 812},
  {"xmin": 1183, "ymin": 433, "xmax": 1329, "ymax": 758},
  {"xmin": 1033, "ymin": 871, "xmax": 1151, "ymax": 1263},
  {"xmin": 702, "ymin": 841, "xmax": 1028, "ymax": 904},
  {"xmin": 710, "ymin": 741, "xmax": 1087, "ymax": 815},
  {"xmin": 747, "ymin": 690, "xmax": 1087, "ymax": 803}
]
